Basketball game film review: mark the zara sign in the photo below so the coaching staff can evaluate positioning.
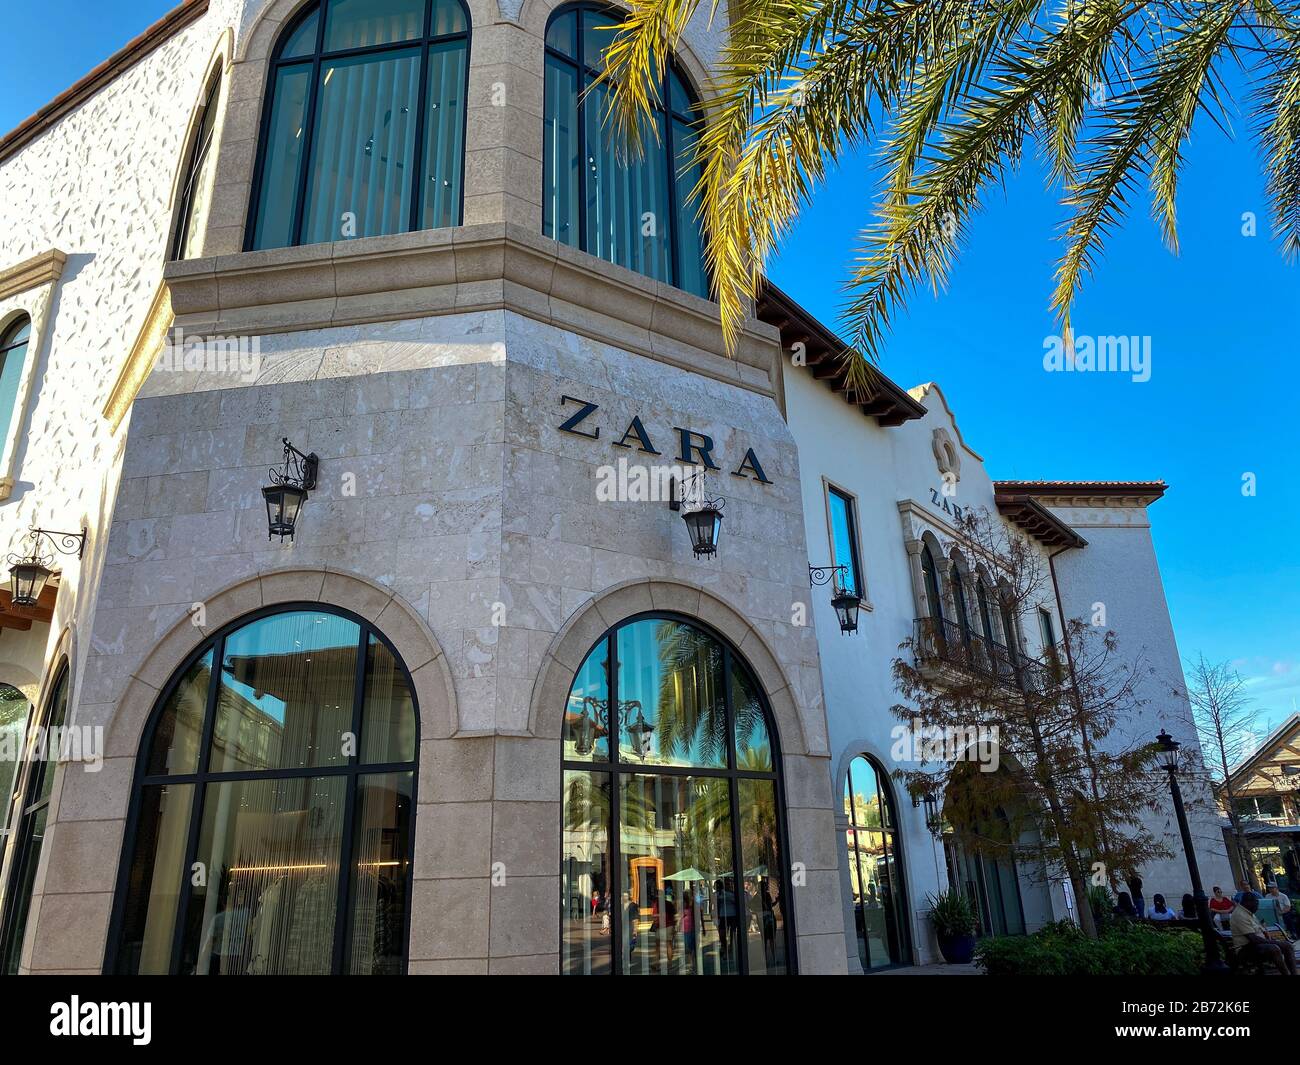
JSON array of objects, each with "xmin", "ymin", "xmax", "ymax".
[{"xmin": 557, "ymin": 395, "xmax": 773, "ymax": 484}]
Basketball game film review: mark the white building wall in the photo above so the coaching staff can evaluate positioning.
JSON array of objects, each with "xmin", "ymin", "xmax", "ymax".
[{"xmin": 1044, "ymin": 504, "xmax": 1234, "ymax": 901}]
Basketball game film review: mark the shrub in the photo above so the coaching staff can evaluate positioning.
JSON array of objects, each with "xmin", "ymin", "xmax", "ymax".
[
  {"xmin": 974, "ymin": 920, "xmax": 1203, "ymax": 976},
  {"xmin": 927, "ymin": 888, "xmax": 977, "ymax": 938}
]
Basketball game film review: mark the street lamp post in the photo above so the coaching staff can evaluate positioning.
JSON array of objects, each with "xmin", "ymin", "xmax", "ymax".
[{"xmin": 1156, "ymin": 729, "xmax": 1229, "ymax": 975}]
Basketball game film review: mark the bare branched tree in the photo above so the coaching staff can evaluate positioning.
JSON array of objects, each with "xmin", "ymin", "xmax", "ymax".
[
  {"xmin": 892, "ymin": 507, "xmax": 1168, "ymax": 940},
  {"xmin": 1185, "ymin": 655, "xmax": 1260, "ymax": 888}
]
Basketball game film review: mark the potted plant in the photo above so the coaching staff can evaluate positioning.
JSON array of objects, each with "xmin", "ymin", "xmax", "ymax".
[{"xmin": 928, "ymin": 889, "xmax": 978, "ymax": 964}]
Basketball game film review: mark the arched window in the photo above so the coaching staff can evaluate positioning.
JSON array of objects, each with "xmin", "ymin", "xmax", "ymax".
[
  {"xmin": 561, "ymin": 614, "xmax": 791, "ymax": 974},
  {"xmin": 843, "ymin": 754, "xmax": 909, "ymax": 970},
  {"xmin": 0, "ymin": 316, "xmax": 32, "ymax": 447},
  {"xmin": 543, "ymin": 3, "xmax": 708, "ymax": 298},
  {"xmin": 109, "ymin": 606, "xmax": 418, "ymax": 974},
  {"xmin": 921, "ymin": 544, "xmax": 943, "ymax": 622},
  {"xmin": 950, "ymin": 563, "xmax": 971, "ymax": 644},
  {"xmin": 171, "ymin": 74, "xmax": 223, "ymax": 260},
  {"xmin": 0, "ymin": 666, "xmax": 68, "ymax": 974},
  {"xmin": 248, "ymin": 0, "xmax": 469, "ymax": 250},
  {"xmin": 976, "ymin": 580, "xmax": 996, "ymax": 645}
]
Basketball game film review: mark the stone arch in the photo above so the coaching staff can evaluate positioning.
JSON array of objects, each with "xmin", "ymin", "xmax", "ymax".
[
  {"xmin": 529, "ymin": 577, "xmax": 807, "ymax": 757},
  {"xmin": 105, "ymin": 567, "xmax": 457, "ymax": 762}
]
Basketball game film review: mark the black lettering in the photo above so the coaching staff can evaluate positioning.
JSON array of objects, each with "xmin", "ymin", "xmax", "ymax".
[
  {"xmin": 730, "ymin": 447, "xmax": 771, "ymax": 483},
  {"xmin": 613, "ymin": 415, "xmax": 660, "ymax": 455},
  {"xmin": 674, "ymin": 427, "xmax": 720, "ymax": 470},
  {"xmin": 559, "ymin": 395, "xmax": 600, "ymax": 439}
]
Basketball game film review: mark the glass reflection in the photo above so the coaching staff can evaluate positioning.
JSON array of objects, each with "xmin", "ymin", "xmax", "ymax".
[
  {"xmin": 562, "ymin": 771, "xmax": 612, "ymax": 975},
  {"xmin": 347, "ymin": 771, "xmax": 413, "ymax": 974},
  {"xmin": 563, "ymin": 640, "xmax": 610, "ymax": 761},
  {"xmin": 211, "ymin": 611, "xmax": 360, "ymax": 773},
  {"xmin": 617, "ymin": 620, "xmax": 726, "ymax": 768},
  {"xmin": 620, "ymin": 773, "xmax": 736, "ymax": 975},
  {"xmin": 845, "ymin": 755, "xmax": 909, "ymax": 969},
  {"xmin": 738, "ymin": 778, "xmax": 787, "ymax": 974}
]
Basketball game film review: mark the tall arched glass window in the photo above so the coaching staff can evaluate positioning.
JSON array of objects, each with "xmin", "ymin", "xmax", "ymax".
[
  {"xmin": 950, "ymin": 563, "xmax": 971, "ymax": 644},
  {"xmin": 248, "ymin": 0, "xmax": 469, "ymax": 250},
  {"xmin": 0, "ymin": 666, "xmax": 68, "ymax": 974},
  {"xmin": 843, "ymin": 754, "xmax": 909, "ymax": 970},
  {"xmin": 171, "ymin": 75, "xmax": 223, "ymax": 260},
  {"xmin": 543, "ymin": 3, "xmax": 708, "ymax": 298},
  {"xmin": 109, "ymin": 607, "xmax": 418, "ymax": 974},
  {"xmin": 0, "ymin": 316, "xmax": 31, "ymax": 448},
  {"xmin": 921, "ymin": 544, "xmax": 943, "ymax": 622},
  {"xmin": 561, "ymin": 614, "xmax": 791, "ymax": 975}
]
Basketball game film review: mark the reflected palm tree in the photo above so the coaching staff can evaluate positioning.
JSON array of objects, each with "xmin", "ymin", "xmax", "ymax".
[{"xmin": 653, "ymin": 622, "xmax": 728, "ymax": 764}]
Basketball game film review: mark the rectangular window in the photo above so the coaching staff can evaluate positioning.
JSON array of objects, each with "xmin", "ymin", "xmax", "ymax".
[
  {"xmin": 827, "ymin": 486, "xmax": 863, "ymax": 598},
  {"xmin": 1038, "ymin": 607, "xmax": 1056, "ymax": 651}
]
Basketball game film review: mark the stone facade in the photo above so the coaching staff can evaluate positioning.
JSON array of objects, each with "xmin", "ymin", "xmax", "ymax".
[{"xmin": 0, "ymin": 0, "xmax": 852, "ymax": 974}]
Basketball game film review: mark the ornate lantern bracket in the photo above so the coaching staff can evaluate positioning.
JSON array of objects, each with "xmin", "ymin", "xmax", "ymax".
[
  {"xmin": 808, "ymin": 563, "xmax": 862, "ymax": 634},
  {"xmin": 6, "ymin": 527, "xmax": 88, "ymax": 607},
  {"xmin": 262, "ymin": 438, "xmax": 319, "ymax": 542},
  {"xmin": 668, "ymin": 469, "xmax": 724, "ymax": 559}
]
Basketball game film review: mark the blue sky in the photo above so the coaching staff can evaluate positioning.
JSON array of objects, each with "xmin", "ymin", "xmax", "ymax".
[{"xmin": 2, "ymin": 2, "xmax": 1296, "ymax": 733}]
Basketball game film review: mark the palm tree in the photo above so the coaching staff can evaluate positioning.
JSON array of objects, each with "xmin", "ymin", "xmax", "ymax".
[{"xmin": 597, "ymin": 0, "xmax": 1300, "ymax": 383}]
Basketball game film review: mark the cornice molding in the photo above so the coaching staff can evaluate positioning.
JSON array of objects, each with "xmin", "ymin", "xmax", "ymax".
[
  {"xmin": 0, "ymin": 249, "xmax": 68, "ymax": 301},
  {"xmin": 163, "ymin": 222, "xmax": 783, "ymax": 399}
]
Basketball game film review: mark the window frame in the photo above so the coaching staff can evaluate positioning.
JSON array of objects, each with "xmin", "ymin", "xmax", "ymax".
[
  {"xmin": 103, "ymin": 602, "xmax": 420, "ymax": 975},
  {"xmin": 170, "ymin": 72, "xmax": 224, "ymax": 261},
  {"xmin": 559, "ymin": 610, "xmax": 798, "ymax": 974},
  {"xmin": 843, "ymin": 753, "xmax": 911, "ymax": 970},
  {"xmin": 542, "ymin": 1, "xmax": 708, "ymax": 297},
  {"xmin": 823, "ymin": 480, "xmax": 866, "ymax": 603},
  {"xmin": 0, "ymin": 663, "xmax": 69, "ymax": 974},
  {"xmin": 1037, "ymin": 607, "xmax": 1056, "ymax": 652},
  {"xmin": 244, "ymin": 0, "xmax": 472, "ymax": 252}
]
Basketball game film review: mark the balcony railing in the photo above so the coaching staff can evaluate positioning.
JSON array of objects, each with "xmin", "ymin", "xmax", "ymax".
[{"xmin": 913, "ymin": 617, "xmax": 1059, "ymax": 695}]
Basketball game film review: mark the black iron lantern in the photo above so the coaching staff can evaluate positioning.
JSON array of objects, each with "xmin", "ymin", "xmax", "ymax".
[
  {"xmin": 1156, "ymin": 728, "xmax": 1181, "ymax": 773},
  {"xmin": 6, "ymin": 527, "xmax": 86, "ymax": 607},
  {"xmin": 922, "ymin": 790, "xmax": 942, "ymax": 835},
  {"xmin": 670, "ymin": 471, "xmax": 724, "ymax": 559},
  {"xmin": 574, "ymin": 703, "xmax": 596, "ymax": 756},
  {"xmin": 263, "ymin": 438, "xmax": 319, "ymax": 542},
  {"xmin": 626, "ymin": 705, "xmax": 655, "ymax": 759},
  {"xmin": 809, "ymin": 563, "xmax": 862, "ymax": 634}
]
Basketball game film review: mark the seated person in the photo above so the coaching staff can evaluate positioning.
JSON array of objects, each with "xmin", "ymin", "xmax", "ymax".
[
  {"xmin": 1209, "ymin": 886, "xmax": 1234, "ymax": 927},
  {"xmin": 1148, "ymin": 893, "xmax": 1176, "ymax": 921},
  {"xmin": 1230, "ymin": 892, "xmax": 1297, "ymax": 975},
  {"xmin": 1264, "ymin": 883, "xmax": 1298, "ymax": 938},
  {"xmin": 1232, "ymin": 879, "xmax": 1254, "ymax": 904},
  {"xmin": 1113, "ymin": 891, "xmax": 1138, "ymax": 921},
  {"xmin": 1179, "ymin": 893, "xmax": 1197, "ymax": 920}
]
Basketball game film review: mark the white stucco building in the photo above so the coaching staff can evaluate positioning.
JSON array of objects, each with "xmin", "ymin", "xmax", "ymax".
[{"xmin": 0, "ymin": 0, "xmax": 1227, "ymax": 975}]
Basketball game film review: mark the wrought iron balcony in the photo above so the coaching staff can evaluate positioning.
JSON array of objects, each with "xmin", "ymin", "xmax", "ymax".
[{"xmin": 913, "ymin": 616, "xmax": 1059, "ymax": 695}]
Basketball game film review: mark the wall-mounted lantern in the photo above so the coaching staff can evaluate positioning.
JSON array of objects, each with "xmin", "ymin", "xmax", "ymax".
[
  {"xmin": 262, "ymin": 437, "xmax": 319, "ymax": 542},
  {"xmin": 669, "ymin": 471, "xmax": 724, "ymax": 559},
  {"xmin": 912, "ymin": 788, "xmax": 942, "ymax": 836},
  {"xmin": 6, "ymin": 527, "xmax": 87, "ymax": 606},
  {"xmin": 808, "ymin": 563, "xmax": 861, "ymax": 634}
]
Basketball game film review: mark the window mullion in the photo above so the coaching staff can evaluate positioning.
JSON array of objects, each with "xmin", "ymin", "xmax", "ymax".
[
  {"xmin": 289, "ymin": 11, "xmax": 330, "ymax": 246},
  {"xmin": 330, "ymin": 629, "xmax": 371, "ymax": 974},
  {"xmin": 167, "ymin": 631, "xmax": 226, "ymax": 975}
]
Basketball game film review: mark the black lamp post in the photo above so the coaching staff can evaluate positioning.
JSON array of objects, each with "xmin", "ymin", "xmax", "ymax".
[
  {"xmin": 6, "ymin": 527, "xmax": 87, "ymax": 606},
  {"xmin": 262, "ymin": 437, "xmax": 319, "ymax": 542},
  {"xmin": 1156, "ymin": 728, "xmax": 1229, "ymax": 974},
  {"xmin": 808, "ymin": 564, "xmax": 862, "ymax": 634},
  {"xmin": 669, "ymin": 471, "xmax": 724, "ymax": 559}
]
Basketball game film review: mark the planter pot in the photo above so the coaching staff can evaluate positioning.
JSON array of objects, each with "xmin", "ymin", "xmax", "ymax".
[{"xmin": 937, "ymin": 933, "xmax": 976, "ymax": 965}]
